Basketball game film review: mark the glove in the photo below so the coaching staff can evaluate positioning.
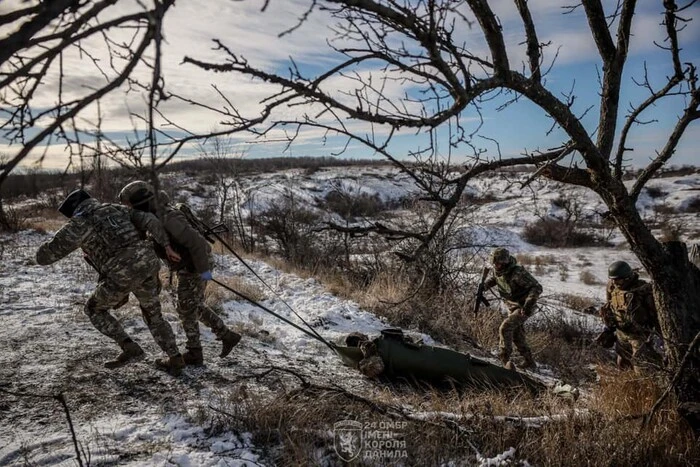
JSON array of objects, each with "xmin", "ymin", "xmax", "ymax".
[{"xmin": 200, "ymin": 271, "xmax": 213, "ymax": 281}]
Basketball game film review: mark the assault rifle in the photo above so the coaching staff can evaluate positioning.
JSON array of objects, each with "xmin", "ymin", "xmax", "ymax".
[{"xmin": 473, "ymin": 266, "xmax": 491, "ymax": 316}]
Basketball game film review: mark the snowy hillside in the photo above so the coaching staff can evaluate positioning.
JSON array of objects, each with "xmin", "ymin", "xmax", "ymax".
[{"xmin": 1, "ymin": 166, "xmax": 699, "ymax": 465}]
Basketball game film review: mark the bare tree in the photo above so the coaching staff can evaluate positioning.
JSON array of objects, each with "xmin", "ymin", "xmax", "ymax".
[
  {"xmin": 2, "ymin": 0, "xmax": 698, "ymax": 430},
  {"xmin": 0, "ymin": 0, "xmax": 177, "ymax": 187},
  {"xmin": 198, "ymin": 135, "xmax": 257, "ymax": 251},
  {"xmin": 180, "ymin": 0, "xmax": 699, "ymax": 428}
]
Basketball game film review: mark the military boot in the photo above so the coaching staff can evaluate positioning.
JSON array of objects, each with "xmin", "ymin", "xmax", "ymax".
[
  {"xmin": 104, "ymin": 340, "xmax": 144, "ymax": 369},
  {"xmin": 520, "ymin": 354, "xmax": 536, "ymax": 370},
  {"xmin": 154, "ymin": 354, "xmax": 185, "ymax": 376},
  {"xmin": 219, "ymin": 330, "xmax": 242, "ymax": 358},
  {"xmin": 182, "ymin": 347, "xmax": 204, "ymax": 366},
  {"xmin": 498, "ymin": 349, "xmax": 510, "ymax": 365}
]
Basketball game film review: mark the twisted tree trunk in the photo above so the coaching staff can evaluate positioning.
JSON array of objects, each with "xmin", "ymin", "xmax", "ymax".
[
  {"xmin": 650, "ymin": 242, "xmax": 700, "ymax": 432},
  {"xmin": 605, "ymin": 187, "xmax": 700, "ymax": 432}
]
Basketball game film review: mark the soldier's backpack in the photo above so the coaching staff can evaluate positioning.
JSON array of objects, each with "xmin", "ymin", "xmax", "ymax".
[{"xmin": 153, "ymin": 203, "xmax": 228, "ymax": 271}]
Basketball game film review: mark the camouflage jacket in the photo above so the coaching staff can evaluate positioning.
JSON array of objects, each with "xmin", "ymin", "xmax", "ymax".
[
  {"xmin": 485, "ymin": 258, "xmax": 542, "ymax": 310},
  {"xmin": 36, "ymin": 198, "xmax": 171, "ymax": 276},
  {"xmin": 155, "ymin": 203, "xmax": 212, "ymax": 274},
  {"xmin": 600, "ymin": 274, "xmax": 659, "ymax": 337}
]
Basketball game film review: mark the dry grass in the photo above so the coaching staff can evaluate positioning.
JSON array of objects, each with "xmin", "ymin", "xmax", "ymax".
[
  {"xmin": 198, "ymin": 366, "xmax": 699, "ymax": 466},
  {"xmin": 204, "ymin": 275, "xmax": 265, "ymax": 307},
  {"xmin": 579, "ymin": 269, "xmax": 602, "ymax": 285},
  {"xmin": 554, "ymin": 292, "xmax": 599, "ymax": 312},
  {"xmin": 26, "ymin": 206, "xmax": 66, "ymax": 233},
  {"xmin": 193, "ymin": 223, "xmax": 698, "ymax": 465},
  {"xmin": 516, "ymin": 253, "xmax": 558, "ymax": 267}
]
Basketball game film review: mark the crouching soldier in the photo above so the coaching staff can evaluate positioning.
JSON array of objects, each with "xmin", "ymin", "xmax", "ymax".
[
  {"xmin": 119, "ymin": 181, "xmax": 241, "ymax": 366},
  {"xmin": 36, "ymin": 189, "xmax": 186, "ymax": 375},
  {"xmin": 484, "ymin": 248, "xmax": 542, "ymax": 370},
  {"xmin": 596, "ymin": 261, "xmax": 662, "ymax": 373}
]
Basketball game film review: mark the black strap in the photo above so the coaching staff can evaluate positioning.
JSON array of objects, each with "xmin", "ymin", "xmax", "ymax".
[{"xmin": 211, "ymin": 278, "xmax": 336, "ymax": 351}]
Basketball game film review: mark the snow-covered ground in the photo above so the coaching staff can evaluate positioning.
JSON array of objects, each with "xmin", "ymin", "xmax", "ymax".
[
  {"xmin": 0, "ymin": 229, "xmax": 399, "ymax": 465},
  {"xmin": 1, "ymin": 166, "xmax": 698, "ymax": 465}
]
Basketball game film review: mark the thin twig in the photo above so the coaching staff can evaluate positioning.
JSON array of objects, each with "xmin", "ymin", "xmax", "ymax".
[
  {"xmin": 0, "ymin": 388, "xmax": 84, "ymax": 467},
  {"xmin": 642, "ymin": 330, "xmax": 700, "ymax": 429},
  {"xmin": 55, "ymin": 393, "xmax": 84, "ymax": 467}
]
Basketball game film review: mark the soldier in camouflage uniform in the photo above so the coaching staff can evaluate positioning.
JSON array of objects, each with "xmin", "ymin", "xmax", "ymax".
[
  {"xmin": 484, "ymin": 248, "xmax": 542, "ymax": 370},
  {"xmin": 35, "ymin": 189, "xmax": 185, "ymax": 375},
  {"xmin": 119, "ymin": 181, "xmax": 241, "ymax": 366},
  {"xmin": 597, "ymin": 261, "xmax": 662, "ymax": 373}
]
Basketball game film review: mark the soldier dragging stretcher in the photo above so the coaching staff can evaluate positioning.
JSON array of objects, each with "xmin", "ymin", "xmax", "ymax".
[
  {"xmin": 119, "ymin": 181, "xmax": 241, "ymax": 367},
  {"xmin": 35, "ymin": 189, "xmax": 186, "ymax": 375}
]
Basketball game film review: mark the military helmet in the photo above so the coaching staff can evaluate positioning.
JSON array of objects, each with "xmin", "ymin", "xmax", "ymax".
[
  {"xmin": 608, "ymin": 260, "xmax": 632, "ymax": 279},
  {"xmin": 119, "ymin": 180, "xmax": 154, "ymax": 207},
  {"xmin": 491, "ymin": 247, "xmax": 511, "ymax": 265},
  {"xmin": 58, "ymin": 189, "xmax": 91, "ymax": 218}
]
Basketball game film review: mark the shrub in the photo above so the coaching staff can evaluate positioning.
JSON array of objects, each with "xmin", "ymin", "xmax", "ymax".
[
  {"xmin": 555, "ymin": 292, "xmax": 598, "ymax": 311},
  {"xmin": 559, "ymin": 263, "xmax": 569, "ymax": 281},
  {"xmin": 323, "ymin": 190, "xmax": 385, "ymax": 219},
  {"xmin": 0, "ymin": 205, "xmax": 28, "ymax": 232},
  {"xmin": 461, "ymin": 191, "xmax": 499, "ymax": 206},
  {"xmin": 516, "ymin": 253, "xmax": 557, "ymax": 267},
  {"xmin": 645, "ymin": 186, "xmax": 666, "ymax": 199},
  {"xmin": 653, "ymin": 203, "xmax": 677, "ymax": 215},
  {"xmin": 660, "ymin": 221, "xmax": 685, "ymax": 242},
  {"xmin": 523, "ymin": 218, "xmax": 603, "ymax": 248}
]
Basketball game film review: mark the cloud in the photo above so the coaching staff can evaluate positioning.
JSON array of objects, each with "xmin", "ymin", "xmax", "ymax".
[{"xmin": 4, "ymin": 0, "xmax": 697, "ymax": 171}]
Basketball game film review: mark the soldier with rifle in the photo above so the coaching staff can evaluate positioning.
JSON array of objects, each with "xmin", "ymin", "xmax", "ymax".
[
  {"xmin": 478, "ymin": 248, "xmax": 542, "ymax": 370},
  {"xmin": 595, "ymin": 261, "xmax": 662, "ymax": 373}
]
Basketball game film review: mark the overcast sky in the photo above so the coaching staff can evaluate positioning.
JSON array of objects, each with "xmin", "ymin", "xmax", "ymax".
[{"xmin": 2, "ymin": 0, "xmax": 699, "ymax": 171}]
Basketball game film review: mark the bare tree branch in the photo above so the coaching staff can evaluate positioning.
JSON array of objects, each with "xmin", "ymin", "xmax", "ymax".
[
  {"xmin": 631, "ymin": 85, "xmax": 700, "ymax": 200},
  {"xmin": 514, "ymin": 0, "xmax": 542, "ymax": 82},
  {"xmin": 466, "ymin": 0, "xmax": 509, "ymax": 75},
  {"xmin": 581, "ymin": 0, "xmax": 616, "ymax": 61},
  {"xmin": 0, "ymin": 0, "xmax": 82, "ymax": 65}
]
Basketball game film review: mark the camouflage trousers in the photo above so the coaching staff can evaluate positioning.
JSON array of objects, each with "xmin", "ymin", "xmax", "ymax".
[
  {"xmin": 499, "ymin": 308, "xmax": 532, "ymax": 362},
  {"xmin": 85, "ymin": 261, "xmax": 179, "ymax": 357},
  {"xmin": 176, "ymin": 270, "xmax": 228, "ymax": 350},
  {"xmin": 615, "ymin": 331, "xmax": 663, "ymax": 374}
]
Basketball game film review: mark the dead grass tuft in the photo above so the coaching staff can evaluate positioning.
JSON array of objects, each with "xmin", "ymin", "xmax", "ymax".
[
  {"xmin": 27, "ymin": 207, "xmax": 66, "ymax": 233},
  {"xmin": 205, "ymin": 275, "xmax": 265, "ymax": 306},
  {"xmin": 579, "ymin": 269, "xmax": 602, "ymax": 285},
  {"xmin": 516, "ymin": 253, "xmax": 557, "ymax": 267},
  {"xmin": 554, "ymin": 292, "xmax": 599, "ymax": 311},
  {"xmin": 593, "ymin": 367, "xmax": 664, "ymax": 417},
  {"xmin": 200, "ymin": 367, "xmax": 699, "ymax": 466}
]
